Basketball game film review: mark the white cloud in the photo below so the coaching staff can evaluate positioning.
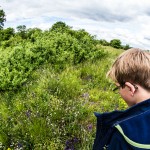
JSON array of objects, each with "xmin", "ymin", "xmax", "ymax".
[{"xmin": 1, "ymin": 0, "xmax": 150, "ymax": 49}]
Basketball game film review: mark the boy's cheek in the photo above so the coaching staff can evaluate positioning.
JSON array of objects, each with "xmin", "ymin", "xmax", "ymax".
[
  {"xmin": 122, "ymin": 95, "xmax": 135, "ymax": 107},
  {"xmin": 119, "ymin": 90, "xmax": 133, "ymax": 106}
]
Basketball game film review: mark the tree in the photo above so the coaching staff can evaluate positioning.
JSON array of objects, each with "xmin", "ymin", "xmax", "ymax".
[
  {"xmin": 16, "ymin": 25, "xmax": 27, "ymax": 39},
  {"xmin": 1, "ymin": 27, "xmax": 15, "ymax": 40},
  {"xmin": 50, "ymin": 21, "xmax": 71, "ymax": 33},
  {"xmin": 0, "ymin": 7, "xmax": 6, "ymax": 29},
  {"xmin": 110, "ymin": 39, "xmax": 121, "ymax": 49},
  {"xmin": 26, "ymin": 27, "xmax": 42, "ymax": 42},
  {"xmin": 99, "ymin": 39, "xmax": 110, "ymax": 46},
  {"xmin": 122, "ymin": 44, "xmax": 131, "ymax": 50}
]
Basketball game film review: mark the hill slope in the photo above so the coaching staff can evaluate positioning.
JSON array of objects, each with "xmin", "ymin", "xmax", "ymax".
[{"xmin": 0, "ymin": 44, "xmax": 127, "ymax": 149}]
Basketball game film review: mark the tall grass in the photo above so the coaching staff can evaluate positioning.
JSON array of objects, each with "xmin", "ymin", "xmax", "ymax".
[{"xmin": 0, "ymin": 47, "xmax": 127, "ymax": 149}]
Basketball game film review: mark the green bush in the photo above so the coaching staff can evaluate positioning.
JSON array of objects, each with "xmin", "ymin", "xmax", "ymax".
[
  {"xmin": 99, "ymin": 39, "xmax": 110, "ymax": 46},
  {"xmin": 0, "ymin": 26, "xmax": 107, "ymax": 90},
  {"xmin": 110, "ymin": 39, "xmax": 122, "ymax": 49}
]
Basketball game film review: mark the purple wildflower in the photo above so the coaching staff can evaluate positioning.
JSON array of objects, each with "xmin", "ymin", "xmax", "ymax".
[
  {"xmin": 17, "ymin": 142, "xmax": 23, "ymax": 148},
  {"xmin": 65, "ymin": 137, "xmax": 80, "ymax": 150},
  {"xmin": 87, "ymin": 124, "xmax": 93, "ymax": 131},
  {"xmin": 25, "ymin": 110, "xmax": 32, "ymax": 118}
]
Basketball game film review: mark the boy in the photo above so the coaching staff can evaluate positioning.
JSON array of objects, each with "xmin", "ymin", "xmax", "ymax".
[{"xmin": 93, "ymin": 48, "xmax": 150, "ymax": 150}]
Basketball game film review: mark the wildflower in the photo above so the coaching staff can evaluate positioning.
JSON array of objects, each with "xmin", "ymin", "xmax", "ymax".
[
  {"xmin": 87, "ymin": 124, "xmax": 93, "ymax": 131},
  {"xmin": 82, "ymin": 92, "xmax": 89, "ymax": 100},
  {"xmin": 17, "ymin": 142, "xmax": 23, "ymax": 148},
  {"xmin": 73, "ymin": 137, "xmax": 79, "ymax": 143},
  {"xmin": 65, "ymin": 137, "xmax": 80, "ymax": 150},
  {"xmin": 25, "ymin": 110, "xmax": 32, "ymax": 118}
]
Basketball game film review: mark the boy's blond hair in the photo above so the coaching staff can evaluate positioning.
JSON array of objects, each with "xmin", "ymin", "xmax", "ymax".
[{"xmin": 107, "ymin": 48, "xmax": 150, "ymax": 90}]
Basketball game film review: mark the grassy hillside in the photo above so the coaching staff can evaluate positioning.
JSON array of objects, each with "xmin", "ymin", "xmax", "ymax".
[
  {"xmin": 0, "ymin": 44, "xmax": 127, "ymax": 149},
  {"xmin": 0, "ymin": 22, "xmax": 128, "ymax": 149}
]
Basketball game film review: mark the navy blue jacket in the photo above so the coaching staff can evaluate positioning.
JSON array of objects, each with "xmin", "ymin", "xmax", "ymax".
[{"xmin": 93, "ymin": 98, "xmax": 150, "ymax": 150}]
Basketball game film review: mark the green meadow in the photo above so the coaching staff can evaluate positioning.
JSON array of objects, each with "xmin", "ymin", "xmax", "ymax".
[{"xmin": 0, "ymin": 22, "xmax": 127, "ymax": 150}]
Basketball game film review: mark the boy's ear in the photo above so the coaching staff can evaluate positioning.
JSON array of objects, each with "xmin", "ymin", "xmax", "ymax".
[{"xmin": 125, "ymin": 82, "xmax": 136, "ymax": 95}]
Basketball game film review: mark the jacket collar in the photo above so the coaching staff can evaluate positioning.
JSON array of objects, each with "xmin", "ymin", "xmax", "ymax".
[
  {"xmin": 93, "ymin": 98, "xmax": 150, "ymax": 150},
  {"xmin": 94, "ymin": 98, "xmax": 150, "ymax": 126}
]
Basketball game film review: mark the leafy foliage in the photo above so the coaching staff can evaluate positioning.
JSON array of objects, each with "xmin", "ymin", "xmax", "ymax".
[
  {"xmin": 0, "ymin": 7, "xmax": 6, "ymax": 29},
  {"xmin": 0, "ymin": 27, "xmax": 15, "ymax": 41},
  {"xmin": 50, "ymin": 21, "xmax": 71, "ymax": 33},
  {"xmin": 122, "ymin": 44, "xmax": 131, "ymax": 50},
  {"xmin": 16, "ymin": 25, "xmax": 27, "ymax": 39},
  {"xmin": 99, "ymin": 39, "xmax": 131, "ymax": 50},
  {"xmin": 110, "ymin": 39, "xmax": 122, "ymax": 49},
  {"xmin": 0, "ymin": 22, "xmax": 107, "ymax": 90},
  {"xmin": 26, "ymin": 27, "xmax": 42, "ymax": 42},
  {"xmin": 99, "ymin": 39, "xmax": 110, "ymax": 46}
]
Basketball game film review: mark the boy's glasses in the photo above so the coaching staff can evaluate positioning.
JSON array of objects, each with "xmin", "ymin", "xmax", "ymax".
[
  {"xmin": 113, "ymin": 83, "xmax": 138, "ymax": 93},
  {"xmin": 113, "ymin": 85, "xmax": 121, "ymax": 92}
]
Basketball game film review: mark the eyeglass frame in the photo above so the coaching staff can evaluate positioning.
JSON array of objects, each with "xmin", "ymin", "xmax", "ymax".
[{"xmin": 113, "ymin": 83, "xmax": 138, "ymax": 93}]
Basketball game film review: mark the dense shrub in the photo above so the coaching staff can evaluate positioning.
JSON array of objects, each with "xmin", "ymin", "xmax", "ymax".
[
  {"xmin": 122, "ymin": 44, "xmax": 131, "ymax": 50},
  {"xmin": 50, "ymin": 21, "xmax": 71, "ymax": 33},
  {"xmin": 99, "ymin": 39, "xmax": 110, "ymax": 46},
  {"xmin": 0, "ymin": 25, "xmax": 107, "ymax": 90},
  {"xmin": 110, "ymin": 39, "xmax": 122, "ymax": 49},
  {"xmin": 0, "ymin": 46, "xmax": 37, "ymax": 90}
]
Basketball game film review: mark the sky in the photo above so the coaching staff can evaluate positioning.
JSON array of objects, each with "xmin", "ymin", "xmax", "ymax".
[{"xmin": 1, "ymin": 0, "xmax": 150, "ymax": 50}]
